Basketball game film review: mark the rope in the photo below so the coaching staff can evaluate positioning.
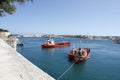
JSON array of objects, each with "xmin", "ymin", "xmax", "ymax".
[{"xmin": 57, "ymin": 62, "xmax": 75, "ymax": 80}]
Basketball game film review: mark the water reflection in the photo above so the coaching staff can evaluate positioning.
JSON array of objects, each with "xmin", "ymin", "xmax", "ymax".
[{"xmin": 41, "ymin": 48, "xmax": 56, "ymax": 53}]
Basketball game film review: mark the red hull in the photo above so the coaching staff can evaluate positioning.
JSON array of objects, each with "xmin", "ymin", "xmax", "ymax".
[
  {"xmin": 41, "ymin": 42, "xmax": 70, "ymax": 48},
  {"xmin": 74, "ymin": 52, "xmax": 90, "ymax": 63},
  {"xmin": 68, "ymin": 48, "xmax": 90, "ymax": 63}
]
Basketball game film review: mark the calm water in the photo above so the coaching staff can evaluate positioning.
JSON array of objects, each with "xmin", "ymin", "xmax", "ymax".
[{"xmin": 17, "ymin": 37, "xmax": 120, "ymax": 80}]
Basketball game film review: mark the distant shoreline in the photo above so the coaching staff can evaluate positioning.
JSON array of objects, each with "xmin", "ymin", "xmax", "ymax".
[{"xmin": 14, "ymin": 34, "xmax": 120, "ymax": 40}]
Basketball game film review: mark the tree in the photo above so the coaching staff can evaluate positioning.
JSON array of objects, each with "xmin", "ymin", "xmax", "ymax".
[
  {"xmin": 0, "ymin": 29, "xmax": 9, "ymax": 32},
  {"xmin": 0, "ymin": 0, "xmax": 33, "ymax": 17}
]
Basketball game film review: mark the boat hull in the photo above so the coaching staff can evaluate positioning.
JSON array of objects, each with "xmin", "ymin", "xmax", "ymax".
[
  {"xmin": 68, "ymin": 48, "xmax": 90, "ymax": 63},
  {"xmin": 41, "ymin": 42, "xmax": 70, "ymax": 48}
]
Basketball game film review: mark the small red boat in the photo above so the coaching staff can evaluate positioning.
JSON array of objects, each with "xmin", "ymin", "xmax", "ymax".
[
  {"xmin": 41, "ymin": 39, "xmax": 70, "ymax": 48},
  {"xmin": 68, "ymin": 48, "xmax": 90, "ymax": 63}
]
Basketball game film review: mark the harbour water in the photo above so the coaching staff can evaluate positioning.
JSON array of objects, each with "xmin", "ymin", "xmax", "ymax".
[{"xmin": 17, "ymin": 37, "xmax": 120, "ymax": 80}]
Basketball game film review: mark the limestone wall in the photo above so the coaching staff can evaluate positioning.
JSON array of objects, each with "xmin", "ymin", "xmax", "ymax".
[{"xmin": 0, "ymin": 39, "xmax": 55, "ymax": 80}]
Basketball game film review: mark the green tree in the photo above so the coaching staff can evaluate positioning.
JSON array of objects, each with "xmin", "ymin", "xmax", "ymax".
[
  {"xmin": 0, "ymin": 29, "xmax": 9, "ymax": 32},
  {"xmin": 0, "ymin": 0, "xmax": 33, "ymax": 17}
]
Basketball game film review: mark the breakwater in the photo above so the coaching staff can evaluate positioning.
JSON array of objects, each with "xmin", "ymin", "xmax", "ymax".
[{"xmin": 0, "ymin": 39, "xmax": 55, "ymax": 80}]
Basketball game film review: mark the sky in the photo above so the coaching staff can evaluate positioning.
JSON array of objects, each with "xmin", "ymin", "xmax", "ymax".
[{"xmin": 0, "ymin": 0, "xmax": 120, "ymax": 36}]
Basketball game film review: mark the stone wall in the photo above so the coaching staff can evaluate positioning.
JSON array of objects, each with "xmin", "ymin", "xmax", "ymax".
[{"xmin": 0, "ymin": 39, "xmax": 55, "ymax": 80}]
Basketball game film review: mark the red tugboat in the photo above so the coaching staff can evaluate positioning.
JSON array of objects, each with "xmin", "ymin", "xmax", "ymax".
[
  {"xmin": 41, "ymin": 38, "xmax": 70, "ymax": 48},
  {"xmin": 68, "ymin": 48, "xmax": 90, "ymax": 63}
]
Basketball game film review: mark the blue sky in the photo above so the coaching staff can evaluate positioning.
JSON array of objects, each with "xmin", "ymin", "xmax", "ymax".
[{"xmin": 1, "ymin": 0, "xmax": 120, "ymax": 36}]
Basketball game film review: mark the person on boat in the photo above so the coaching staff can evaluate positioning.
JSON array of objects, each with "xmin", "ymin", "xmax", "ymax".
[{"xmin": 78, "ymin": 48, "xmax": 82, "ymax": 56}]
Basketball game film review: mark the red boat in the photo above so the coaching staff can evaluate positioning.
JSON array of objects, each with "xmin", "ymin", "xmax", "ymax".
[
  {"xmin": 41, "ymin": 39, "xmax": 70, "ymax": 48},
  {"xmin": 68, "ymin": 48, "xmax": 90, "ymax": 63}
]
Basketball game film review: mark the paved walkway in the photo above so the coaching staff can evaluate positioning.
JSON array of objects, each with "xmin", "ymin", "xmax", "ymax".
[{"xmin": 0, "ymin": 39, "xmax": 55, "ymax": 80}]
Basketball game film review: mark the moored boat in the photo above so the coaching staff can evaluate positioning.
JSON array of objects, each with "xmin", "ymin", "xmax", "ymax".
[
  {"xmin": 68, "ymin": 48, "xmax": 90, "ymax": 63},
  {"xmin": 41, "ymin": 38, "xmax": 70, "ymax": 48}
]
